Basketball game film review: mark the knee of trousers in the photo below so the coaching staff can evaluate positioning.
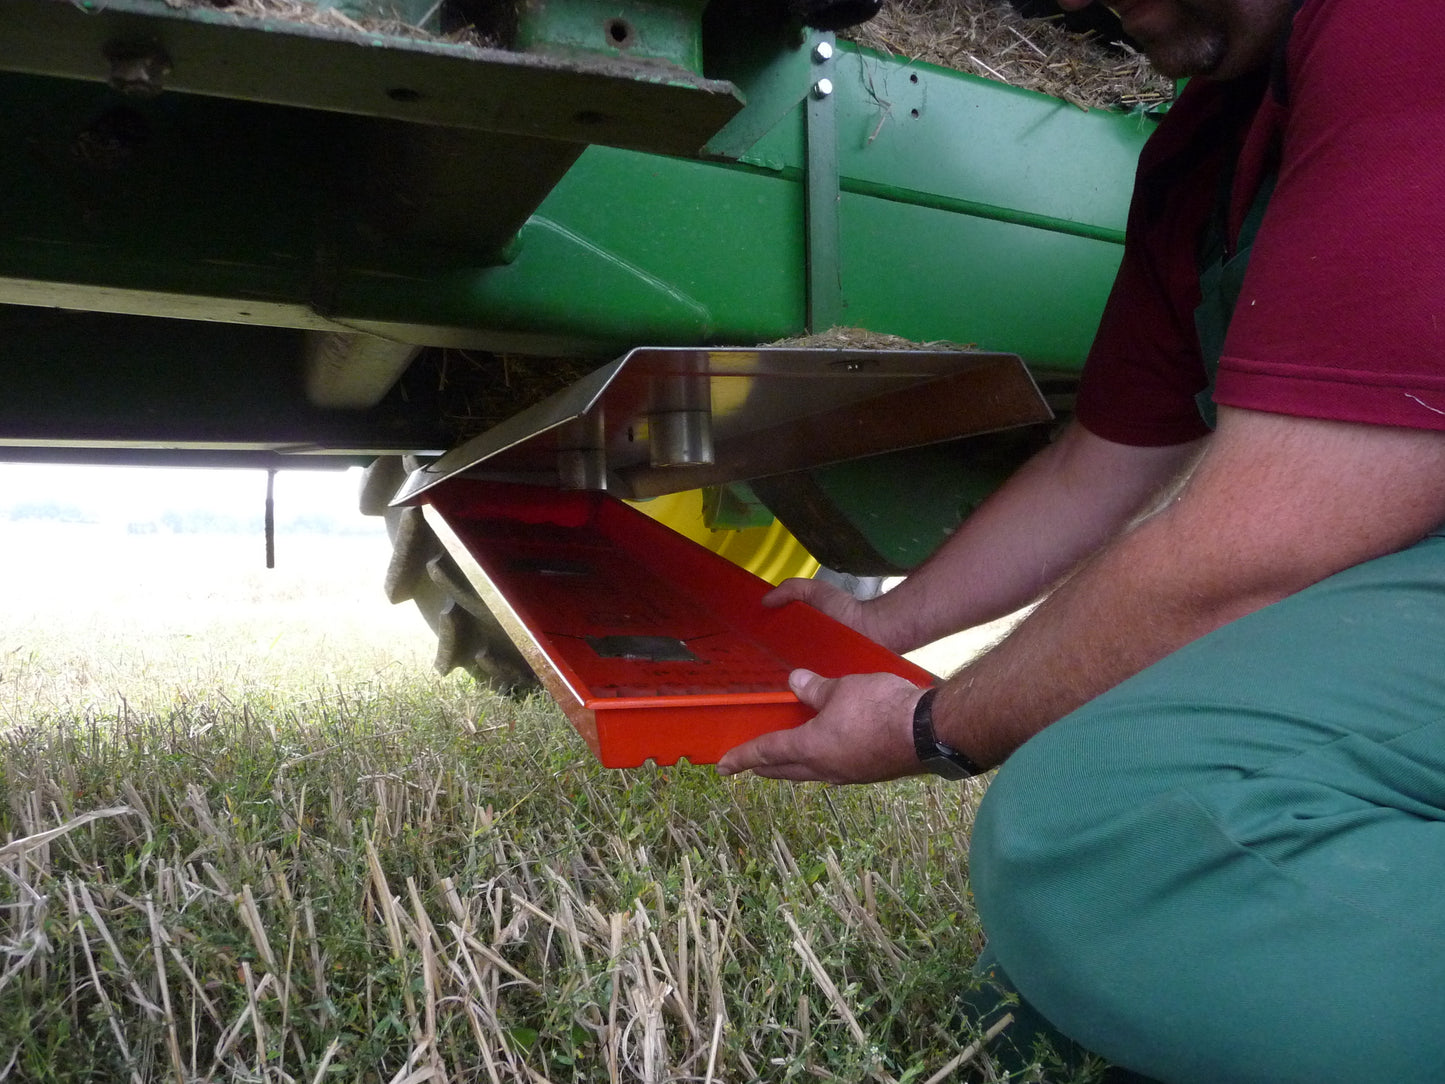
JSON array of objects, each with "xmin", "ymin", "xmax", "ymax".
[
  {"xmin": 969, "ymin": 712, "xmax": 1143, "ymax": 1011},
  {"xmin": 967, "ymin": 699, "xmax": 1445, "ymax": 1084},
  {"xmin": 965, "ymin": 705, "xmax": 1238, "ymax": 1073}
]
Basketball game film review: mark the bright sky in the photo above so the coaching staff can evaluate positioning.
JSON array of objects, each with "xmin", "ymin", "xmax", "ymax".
[{"xmin": 0, "ymin": 461, "xmax": 381, "ymax": 529}]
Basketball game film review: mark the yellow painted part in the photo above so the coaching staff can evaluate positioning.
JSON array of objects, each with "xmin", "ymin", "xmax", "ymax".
[{"xmin": 629, "ymin": 490, "xmax": 820, "ymax": 586}]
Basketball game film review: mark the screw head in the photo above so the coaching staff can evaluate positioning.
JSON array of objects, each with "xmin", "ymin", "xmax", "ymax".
[
  {"xmin": 812, "ymin": 41, "xmax": 834, "ymax": 63},
  {"xmin": 812, "ymin": 78, "xmax": 834, "ymax": 99}
]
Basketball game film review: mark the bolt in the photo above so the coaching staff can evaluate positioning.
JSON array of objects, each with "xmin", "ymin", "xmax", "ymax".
[
  {"xmin": 812, "ymin": 41, "xmax": 834, "ymax": 63},
  {"xmin": 105, "ymin": 41, "xmax": 171, "ymax": 98},
  {"xmin": 812, "ymin": 78, "xmax": 834, "ymax": 99}
]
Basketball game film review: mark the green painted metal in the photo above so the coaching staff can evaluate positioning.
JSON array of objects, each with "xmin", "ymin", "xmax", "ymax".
[
  {"xmin": 702, "ymin": 16, "xmax": 815, "ymax": 161},
  {"xmin": 0, "ymin": 71, "xmax": 581, "ymax": 338},
  {"xmin": 463, "ymin": 146, "xmax": 809, "ymax": 349},
  {"xmin": 0, "ymin": 8, "xmax": 1155, "ymax": 506},
  {"xmin": 808, "ymin": 437, "xmax": 1040, "ymax": 571},
  {"xmin": 0, "ymin": 0, "xmax": 741, "ymax": 155},
  {"xmin": 831, "ymin": 48, "xmax": 1148, "ymax": 240},
  {"xmin": 702, "ymin": 483, "xmax": 776, "ymax": 530},
  {"xmin": 0, "ymin": 72, "xmax": 800, "ymax": 352},
  {"xmin": 0, "ymin": 28, "xmax": 1145, "ymax": 360},
  {"xmin": 515, "ymin": 0, "xmax": 708, "ymax": 73},
  {"xmin": 840, "ymin": 176, "xmax": 1126, "ymax": 245},
  {"xmin": 838, "ymin": 193, "xmax": 1125, "ymax": 370},
  {"xmin": 0, "ymin": 308, "xmax": 450, "ymax": 455},
  {"xmin": 739, "ymin": 46, "xmax": 1146, "ymax": 238}
]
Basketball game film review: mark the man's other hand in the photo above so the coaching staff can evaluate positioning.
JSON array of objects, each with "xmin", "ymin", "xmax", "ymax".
[
  {"xmin": 763, "ymin": 578, "xmax": 907, "ymax": 652},
  {"xmin": 716, "ymin": 669, "xmax": 925, "ymax": 783}
]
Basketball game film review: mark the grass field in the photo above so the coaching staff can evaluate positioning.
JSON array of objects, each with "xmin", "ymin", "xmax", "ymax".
[{"xmin": 0, "ymin": 520, "xmax": 1091, "ymax": 1083}]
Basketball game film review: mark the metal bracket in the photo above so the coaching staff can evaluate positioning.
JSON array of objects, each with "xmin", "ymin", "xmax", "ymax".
[{"xmin": 391, "ymin": 345, "xmax": 1052, "ymax": 504}]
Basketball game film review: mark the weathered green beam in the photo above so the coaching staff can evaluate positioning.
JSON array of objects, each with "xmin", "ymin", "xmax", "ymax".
[{"xmin": 0, "ymin": 0, "xmax": 742, "ymax": 156}]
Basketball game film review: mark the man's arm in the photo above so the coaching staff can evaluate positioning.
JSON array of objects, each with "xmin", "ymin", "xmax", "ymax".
[
  {"xmin": 765, "ymin": 419, "xmax": 1205, "ymax": 654},
  {"xmin": 719, "ymin": 407, "xmax": 1445, "ymax": 782}
]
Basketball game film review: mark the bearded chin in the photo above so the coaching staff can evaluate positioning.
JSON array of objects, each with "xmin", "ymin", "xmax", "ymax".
[{"xmin": 1145, "ymin": 30, "xmax": 1228, "ymax": 79}]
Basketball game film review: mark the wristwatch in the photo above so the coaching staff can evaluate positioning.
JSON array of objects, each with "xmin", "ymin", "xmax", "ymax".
[{"xmin": 911, "ymin": 687, "xmax": 982, "ymax": 779}]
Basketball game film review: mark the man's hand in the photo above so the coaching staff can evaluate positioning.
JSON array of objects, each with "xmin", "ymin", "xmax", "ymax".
[
  {"xmin": 716, "ymin": 669, "xmax": 927, "ymax": 783},
  {"xmin": 729, "ymin": 409, "xmax": 1445, "ymax": 777},
  {"xmin": 763, "ymin": 578, "xmax": 906, "ymax": 652},
  {"xmin": 764, "ymin": 423, "xmax": 1206, "ymax": 658}
]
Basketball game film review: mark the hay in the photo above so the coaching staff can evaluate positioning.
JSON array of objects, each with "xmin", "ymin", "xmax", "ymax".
[
  {"xmin": 767, "ymin": 327, "xmax": 976, "ymax": 350},
  {"xmin": 183, "ymin": 0, "xmax": 497, "ymax": 48},
  {"xmin": 435, "ymin": 350, "xmax": 597, "ymax": 441},
  {"xmin": 845, "ymin": 0, "xmax": 1173, "ymax": 110},
  {"xmin": 178, "ymin": 0, "xmax": 1167, "ymax": 109}
]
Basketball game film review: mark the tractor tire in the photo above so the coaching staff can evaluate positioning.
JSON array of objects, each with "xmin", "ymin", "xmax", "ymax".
[
  {"xmin": 361, "ymin": 458, "xmax": 824, "ymax": 690},
  {"xmin": 360, "ymin": 455, "xmax": 536, "ymax": 690}
]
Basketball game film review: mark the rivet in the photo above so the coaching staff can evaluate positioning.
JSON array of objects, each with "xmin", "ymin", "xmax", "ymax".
[{"xmin": 812, "ymin": 78, "xmax": 834, "ymax": 99}]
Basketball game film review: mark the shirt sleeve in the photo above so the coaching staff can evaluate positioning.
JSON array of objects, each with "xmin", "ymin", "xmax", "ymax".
[
  {"xmin": 1214, "ymin": 0, "xmax": 1445, "ymax": 430},
  {"xmin": 1074, "ymin": 80, "xmax": 1240, "ymax": 448},
  {"xmin": 1072, "ymin": 229, "xmax": 1214, "ymax": 448}
]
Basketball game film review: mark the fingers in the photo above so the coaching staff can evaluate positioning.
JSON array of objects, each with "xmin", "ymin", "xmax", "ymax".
[
  {"xmin": 763, "ymin": 578, "xmax": 862, "ymax": 631},
  {"xmin": 716, "ymin": 725, "xmax": 803, "ymax": 777},
  {"xmin": 788, "ymin": 668, "xmax": 831, "ymax": 708},
  {"xmin": 713, "ymin": 670, "xmax": 820, "ymax": 780},
  {"xmin": 761, "ymin": 577, "xmax": 819, "ymax": 609},
  {"xmin": 717, "ymin": 669, "xmax": 928, "ymax": 784}
]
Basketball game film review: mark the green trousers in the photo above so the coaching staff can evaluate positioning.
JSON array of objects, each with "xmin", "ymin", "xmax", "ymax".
[{"xmin": 970, "ymin": 530, "xmax": 1445, "ymax": 1084}]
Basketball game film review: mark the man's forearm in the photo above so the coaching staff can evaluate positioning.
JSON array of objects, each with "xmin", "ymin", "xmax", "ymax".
[
  {"xmin": 719, "ymin": 409, "xmax": 1445, "ymax": 786},
  {"xmin": 929, "ymin": 507, "xmax": 1270, "ymax": 767},
  {"xmin": 932, "ymin": 409, "xmax": 1445, "ymax": 768},
  {"xmin": 865, "ymin": 422, "xmax": 1204, "ymax": 653}
]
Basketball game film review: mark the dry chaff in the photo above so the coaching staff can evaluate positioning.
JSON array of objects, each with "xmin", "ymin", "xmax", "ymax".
[{"xmin": 846, "ymin": 0, "xmax": 1174, "ymax": 110}]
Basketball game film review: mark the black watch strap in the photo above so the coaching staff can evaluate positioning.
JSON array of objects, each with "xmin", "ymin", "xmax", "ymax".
[{"xmin": 911, "ymin": 687, "xmax": 982, "ymax": 780}]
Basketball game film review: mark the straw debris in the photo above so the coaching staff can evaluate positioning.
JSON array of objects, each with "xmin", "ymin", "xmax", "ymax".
[
  {"xmin": 180, "ymin": 0, "xmax": 498, "ymax": 48},
  {"xmin": 768, "ymin": 326, "xmax": 977, "ymax": 350},
  {"xmin": 436, "ymin": 349, "xmax": 596, "ymax": 441},
  {"xmin": 846, "ymin": 0, "xmax": 1174, "ymax": 110},
  {"xmin": 0, "ymin": 681, "xmax": 1060, "ymax": 1081}
]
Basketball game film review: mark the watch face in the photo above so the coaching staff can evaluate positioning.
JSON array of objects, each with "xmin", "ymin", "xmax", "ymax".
[{"xmin": 922, "ymin": 752, "xmax": 972, "ymax": 780}]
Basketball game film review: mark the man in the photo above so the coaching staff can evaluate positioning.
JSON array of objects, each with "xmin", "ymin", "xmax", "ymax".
[{"xmin": 718, "ymin": 2, "xmax": 1445, "ymax": 1080}]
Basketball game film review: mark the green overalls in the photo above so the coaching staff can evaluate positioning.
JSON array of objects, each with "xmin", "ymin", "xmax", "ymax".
[{"xmin": 965, "ymin": 117, "xmax": 1445, "ymax": 1084}]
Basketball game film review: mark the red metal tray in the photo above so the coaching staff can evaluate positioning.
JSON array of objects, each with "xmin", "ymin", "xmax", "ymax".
[{"xmin": 425, "ymin": 481, "xmax": 937, "ymax": 768}]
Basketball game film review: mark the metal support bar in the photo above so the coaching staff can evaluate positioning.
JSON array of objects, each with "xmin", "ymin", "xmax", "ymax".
[
  {"xmin": 265, "ymin": 468, "xmax": 277, "ymax": 569},
  {"xmin": 303, "ymin": 332, "xmax": 421, "ymax": 409},
  {"xmin": 803, "ymin": 33, "xmax": 843, "ymax": 331},
  {"xmin": 389, "ymin": 346, "xmax": 1052, "ymax": 505}
]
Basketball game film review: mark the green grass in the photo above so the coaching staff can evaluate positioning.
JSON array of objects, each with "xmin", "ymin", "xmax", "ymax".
[{"xmin": 0, "ymin": 525, "xmax": 1098, "ymax": 1082}]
